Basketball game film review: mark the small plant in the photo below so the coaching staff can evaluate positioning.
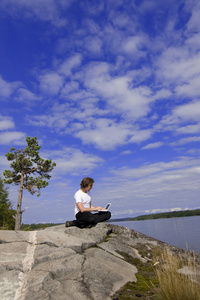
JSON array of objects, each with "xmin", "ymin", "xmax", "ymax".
[
  {"xmin": 154, "ymin": 248, "xmax": 200, "ymax": 300},
  {"xmin": 112, "ymin": 251, "xmax": 159, "ymax": 299}
]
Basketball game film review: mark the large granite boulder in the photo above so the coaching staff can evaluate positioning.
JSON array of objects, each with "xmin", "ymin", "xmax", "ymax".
[{"xmin": 0, "ymin": 223, "xmax": 192, "ymax": 300}]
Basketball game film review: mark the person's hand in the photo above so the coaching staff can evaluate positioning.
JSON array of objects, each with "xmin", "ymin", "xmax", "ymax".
[
  {"xmin": 100, "ymin": 207, "xmax": 107, "ymax": 211},
  {"xmin": 95, "ymin": 206, "xmax": 103, "ymax": 211}
]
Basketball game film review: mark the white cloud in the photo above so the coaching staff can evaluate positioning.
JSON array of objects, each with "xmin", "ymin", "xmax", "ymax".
[
  {"xmin": 122, "ymin": 35, "xmax": 144, "ymax": 54},
  {"xmin": 0, "ymin": 115, "xmax": 15, "ymax": 130},
  {"xmin": 28, "ymin": 111, "xmax": 69, "ymax": 129},
  {"xmin": 142, "ymin": 142, "xmax": 164, "ymax": 150},
  {"xmin": 175, "ymin": 75, "xmax": 200, "ymax": 97},
  {"xmin": 111, "ymin": 157, "xmax": 199, "ymax": 179},
  {"xmin": 47, "ymin": 147, "xmax": 104, "ymax": 175},
  {"xmin": 145, "ymin": 207, "xmax": 182, "ymax": 214},
  {"xmin": 83, "ymin": 62, "xmax": 153, "ymax": 120},
  {"xmin": 0, "ymin": 155, "xmax": 10, "ymax": 170},
  {"xmin": 28, "ymin": 56, "xmax": 159, "ymax": 150},
  {"xmin": 84, "ymin": 36, "xmax": 102, "ymax": 54},
  {"xmin": 14, "ymin": 88, "xmax": 41, "ymax": 102},
  {"xmin": 156, "ymin": 48, "xmax": 200, "ymax": 86},
  {"xmin": 153, "ymin": 89, "xmax": 172, "ymax": 100},
  {"xmin": 73, "ymin": 116, "xmax": 152, "ymax": 150},
  {"xmin": 61, "ymin": 81, "xmax": 80, "ymax": 96},
  {"xmin": 0, "ymin": 76, "xmax": 41, "ymax": 105},
  {"xmin": 111, "ymin": 12, "xmax": 133, "ymax": 29},
  {"xmin": 38, "ymin": 54, "xmax": 82, "ymax": 97},
  {"xmin": 59, "ymin": 54, "xmax": 82, "ymax": 76},
  {"xmin": 75, "ymin": 118, "xmax": 131, "ymax": 150},
  {"xmin": 129, "ymin": 129, "xmax": 152, "ymax": 144},
  {"xmin": 39, "ymin": 72, "xmax": 64, "ymax": 95},
  {"xmin": 186, "ymin": 33, "xmax": 200, "ymax": 48},
  {"xmin": 173, "ymin": 100, "xmax": 200, "ymax": 122},
  {"xmin": 186, "ymin": 1, "xmax": 200, "ymax": 33},
  {"xmin": 177, "ymin": 123, "xmax": 200, "ymax": 134},
  {"xmin": 0, "ymin": 0, "xmax": 71, "ymax": 27},
  {"xmin": 155, "ymin": 100, "xmax": 200, "ymax": 133},
  {"xmin": 28, "ymin": 93, "xmax": 109, "ymax": 132},
  {"xmin": 94, "ymin": 157, "xmax": 200, "ymax": 215},
  {"xmin": 84, "ymin": 18, "xmax": 101, "ymax": 34},
  {"xmin": 121, "ymin": 150, "xmax": 132, "ymax": 155},
  {"xmin": 0, "ymin": 75, "xmax": 21, "ymax": 98},
  {"xmin": 174, "ymin": 136, "xmax": 200, "ymax": 145},
  {"xmin": 0, "ymin": 131, "xmax": 26, "ymax": 145}
]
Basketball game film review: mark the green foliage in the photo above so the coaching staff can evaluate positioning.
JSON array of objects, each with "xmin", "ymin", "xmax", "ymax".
[
  {"xmin": 0, "ymin": 177, "xmax": 16, "ymax": 230},
  {"xmin": 3, "ymin": 136, "xmax": 56, "ymax": 230},
  {"xmin": 113, "ymin": 251, "xmax": 159, "ymax": 299},
  {"xmin": 3, "ymin": 136, "xmax": 56, "ymax": 197}
]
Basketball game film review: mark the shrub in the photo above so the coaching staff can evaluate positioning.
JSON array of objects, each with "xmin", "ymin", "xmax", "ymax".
[{"xmin": 154, "ymin": 249, "xmax": 200, "ymax": 300}]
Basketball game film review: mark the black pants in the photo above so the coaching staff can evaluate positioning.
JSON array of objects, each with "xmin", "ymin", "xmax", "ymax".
[{"xmin": 75, "ymin": 211, "xmax": 111, "ymax": 228}]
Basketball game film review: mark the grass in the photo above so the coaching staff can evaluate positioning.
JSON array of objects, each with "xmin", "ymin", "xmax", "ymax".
[
  {"xmin": 154, "ymin": 248, "xmax": 200, "ymax": 300},
  {"xmin": 112, "ymin": 247, "xmax": 200, "ymax": 300}
]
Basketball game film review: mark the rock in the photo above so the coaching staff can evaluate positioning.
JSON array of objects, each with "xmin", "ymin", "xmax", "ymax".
[{"xmin": 0, "ymin": 223, "xmax": 198, "ymax": 300}]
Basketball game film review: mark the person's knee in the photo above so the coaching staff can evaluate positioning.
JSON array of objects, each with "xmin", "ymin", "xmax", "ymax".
[{"xmin": 106, "ymin": 211, "xmax": 111, "ymax": 220}]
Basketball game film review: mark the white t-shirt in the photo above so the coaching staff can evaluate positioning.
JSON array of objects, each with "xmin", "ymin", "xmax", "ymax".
[{"xmin": 74, "ymin": 189, "xmax": 91, "ymax": 216}]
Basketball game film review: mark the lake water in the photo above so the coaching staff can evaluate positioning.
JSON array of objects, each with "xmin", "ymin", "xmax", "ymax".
[{"xmin": 111, "ymin": 215, "xmax": 200, "ymax": 253}]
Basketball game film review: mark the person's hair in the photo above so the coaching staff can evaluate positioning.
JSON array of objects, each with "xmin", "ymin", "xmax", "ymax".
[{"xmin": 80, "ymin": 177, "xmax": 94, "ymax": 188}]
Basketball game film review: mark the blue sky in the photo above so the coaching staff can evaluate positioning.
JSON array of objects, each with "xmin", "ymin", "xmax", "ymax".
[{"xmin": 0, "ymin": 0, "xmax": 200, "ymax": 224}]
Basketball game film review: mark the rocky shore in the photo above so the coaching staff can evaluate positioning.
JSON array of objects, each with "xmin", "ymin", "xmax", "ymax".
[{"xmin": 0, "ymin": 223, "xmax": 199, "ymax": 300}]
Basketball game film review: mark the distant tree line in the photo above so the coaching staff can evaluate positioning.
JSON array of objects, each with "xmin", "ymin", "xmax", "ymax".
[
  {"xmin": 130, "ymin": 209, "xmax": 200, "ymax": 221},
  {"xmin": 20, "ymin": 223, "xmax": 61, "ymax": 231}
]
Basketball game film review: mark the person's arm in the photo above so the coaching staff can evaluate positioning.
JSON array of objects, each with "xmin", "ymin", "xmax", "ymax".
[
  {"xmin": 90, "ymin": 203, "xmax": 103, "ymax": 211},
  {"xmin": 77, "ymin": 202, "xmax": 103, "ymax": 213}
]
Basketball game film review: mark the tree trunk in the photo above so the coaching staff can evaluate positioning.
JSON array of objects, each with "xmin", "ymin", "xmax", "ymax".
[{"xmin": 15, "ymin": 172, "xmax": 24, "ymax": 231}]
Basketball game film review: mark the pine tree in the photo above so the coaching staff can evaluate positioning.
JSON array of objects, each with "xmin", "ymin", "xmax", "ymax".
[
  {"xmin": 3, "ymin": 136, "xmax": 56, "ymax": 230},
  {"xmin": 0, "ymin": 177, "xmax": 16, "ymax": 230}
]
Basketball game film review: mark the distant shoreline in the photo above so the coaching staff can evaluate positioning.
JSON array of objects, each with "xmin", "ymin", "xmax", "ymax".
[
  {"xmin": 18, "ymin": 209, "xmax": 200, "ymax": 230},
  {"xmin": 109, "ymin": 208, "xmax": 200, "ymax": 222}
]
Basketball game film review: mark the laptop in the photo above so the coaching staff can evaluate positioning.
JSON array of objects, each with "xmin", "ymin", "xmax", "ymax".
[{"xmin": 98, "ymin": 203, "xmax": 111, "ymax": 212}]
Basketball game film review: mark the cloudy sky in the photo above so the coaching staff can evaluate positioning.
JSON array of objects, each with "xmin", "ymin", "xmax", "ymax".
[{"xmin": 0, "ymin": 0, "xmax": 200, "ymax": 224}]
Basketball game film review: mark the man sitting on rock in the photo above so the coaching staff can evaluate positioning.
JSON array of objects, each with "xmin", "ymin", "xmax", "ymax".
[{"xmin": 65, "ymin": 177, "xmax": 111, "ymax": 228}]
